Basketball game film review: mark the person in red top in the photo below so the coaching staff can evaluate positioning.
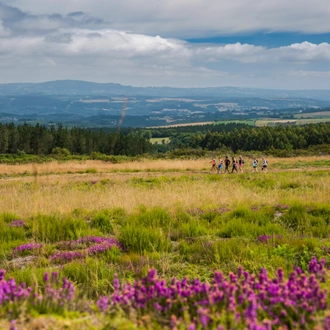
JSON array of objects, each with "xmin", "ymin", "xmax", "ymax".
[
  {"xmin": 238, "ymin": 156, "xmax": 244, "ymax": 173},
  {"xmin": 210, "ymin": 157, "xmax": 217, "ymax": 173}
]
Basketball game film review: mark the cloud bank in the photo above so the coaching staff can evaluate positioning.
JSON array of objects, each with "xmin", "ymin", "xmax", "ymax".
[
  {"xmin": 7, "ymin": 0, "xmax": 330, "ymax": 37},
  {"xmin": 1, "ymin": 2, "xmax": 330, "ymax": 88}
]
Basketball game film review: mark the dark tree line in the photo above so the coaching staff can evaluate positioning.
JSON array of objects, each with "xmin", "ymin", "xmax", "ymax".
[
  {"xmin": 140, "ymin": 122, "xmax": 251, "ymax": 138},
  {"xmin": 0, "ymin": 123, "xmax": 152, "ymax": 156},
  {"xmin": 167, "ymin": 123, "xmax": 330, "ymax": 152},
  {"xmin": 1, "ymin": 122, "xmax": 330, "ymax": 156}
]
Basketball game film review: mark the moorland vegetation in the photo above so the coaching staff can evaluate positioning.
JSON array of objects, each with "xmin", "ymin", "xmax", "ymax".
[{"xmin": 1, "ymin": 155, "xmax": 330, "ymax": 328}]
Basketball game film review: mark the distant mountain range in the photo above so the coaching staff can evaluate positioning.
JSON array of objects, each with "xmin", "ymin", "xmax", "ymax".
[
  {"xmin": 1, "ymin": 80, "xmax": 330, "ymax": 101},
  {"xmin": 1, "ymin": 80, "xmax": 330, "ymax": 128}
]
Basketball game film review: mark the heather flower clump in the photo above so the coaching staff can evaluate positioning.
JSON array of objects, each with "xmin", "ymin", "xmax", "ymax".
[
  {"xmin": 56, "ymin": 236, "xmax": 122, "ymax": 250},
  {"xmin": 97, "ymin": 258, "xmax": 328, "ymax": 329},
  {"xmin": 257, "ymin": 235, "xmax": 282, "ymax": 243},
  {"xmin": 0, "ymin": 270, "xmax": 75, "ymax": 316},
  {"xmin": 0, "ymin": 258, "xmax": 329, "ymax": 329},
  {"xmin": 12, "ymin": 243, "xmax": 43, "ymax": 256},
  {"xmin": 10, "ymin": 236, "xmax": 122, "ymax": 265},
  {"xmin": 9, "ymin": 220, "xmax": 25, "ymax": 227},
  {"xmin": 51, "ymin": 237, "xmax": 122, "ymax": 263},
  {"xmin": 88, "ymin": 238, "xmax": 122, "ymax": 255},
  {"xmin": 50, "ymin": 251, "xmax": 85, "ymax": 263}
]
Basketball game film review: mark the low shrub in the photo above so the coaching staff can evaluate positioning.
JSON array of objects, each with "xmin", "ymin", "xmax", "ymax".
[{"xmin": 120, "ymin": 225, "xmax": 172, "ymax": 253}]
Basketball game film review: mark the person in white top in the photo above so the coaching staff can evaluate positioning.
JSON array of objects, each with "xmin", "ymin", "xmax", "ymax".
[
  {"xmin": 252, "ymin": 158, "xmax": 258, "ymax": 172},
  {"xmin": 262, "ymin": 157, "xmax": 268, "ymax": 173}
]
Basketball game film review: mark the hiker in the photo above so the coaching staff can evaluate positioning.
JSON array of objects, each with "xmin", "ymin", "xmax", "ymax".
[
  {"xmin": 218, "ymin": 157, "xmax": 224, "ymax": 174},
  {"xmin": 224, "ymin": 156, "xmax": 231, "ymax": 174},
  {"xmin": 252, "ymin": 158, "xmax": 258, "ymax": 172},
  {"xmin": 238, "ymin": 155, "xmax": 244, "ymax": 173},
  {"xmin": 210, "ymin": 157, "xmax": 217, "ymax": 173},
  {"xmin": 262, "ymin": 157, "xmax": 268, "ymax": 172},
  {"xmin": 231, "ymin": 157, "xmax": 238, "ymax": 173}
]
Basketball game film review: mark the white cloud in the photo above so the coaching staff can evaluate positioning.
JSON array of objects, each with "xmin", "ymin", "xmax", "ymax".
[
  {"xmin": 0, "ymin": 29, "xmax": 190, "ymax": 59},
  {"xmin": 8, "ymin": 0, "xmax": 330, "ymax": 37},
  {"xmin": 2, "ymin": 26, "xmax": 330, "ymax": 64},
  {"xmin": 269, "ymin": 42, "xmax": 330, "ymax": 62},
  {"xmin": 2, "ymin": 2, "xmax": 330, "ymax": 88},
  {"xmin": 289, "ymin": 70, "xmax": 330, "ymax": 78},
  {"xmin": 195, "ymin": 43, "xmax": 266, "ymax": 63},
  {"xmin": 1, "ymin": 27, "xmax": 330, "ymax": 87},
  {"xmin": 0, "ymin": 19, "xmax": 10, "ymax": 36}
]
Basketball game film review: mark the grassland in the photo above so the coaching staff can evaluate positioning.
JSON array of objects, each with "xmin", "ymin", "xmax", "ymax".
[
  {"xmin": 294, "ymin": 111, "xmax": 330, "ymax": 119},
  {"xmin": 1, "ymin": 156, "xmax": 330, "ymax": 328},
  {"xmin": 255, "ymin": 118, "xmax": 330, "ymax": 126},
  {"xmin": 150, "ymin": 137, "xmax": 170, "ymax": 144},
  {"xmin": 213, "ymin": 119, "xmax": 255, "ymax": 126}
]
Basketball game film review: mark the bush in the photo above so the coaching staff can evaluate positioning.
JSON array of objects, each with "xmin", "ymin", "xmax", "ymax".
[
  {"xmin": 51, "ymin": 147, "xmax": 71, "ymax": 157},
  {"xmin": 129, "ymin": 206, "xmax": 173, "ymax": 230},
  {"xmin": 120, "ymin": 225, "xmax": 172, "ymax": 253},
  {"xmin": 91, "ymin": 210, "xmax": 114, "ymax": 234},
  {"xmin": 31, "ymin": 215, "xmax": 89, "ymax": 243}
]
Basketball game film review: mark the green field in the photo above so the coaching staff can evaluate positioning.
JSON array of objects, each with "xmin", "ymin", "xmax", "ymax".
[
  {"xmin": 213, "ymin": 119, "xmax": 256, "ymax": 126},
  {"xmin": 255, "ymin": 117, "xmax": 330, "ymax": 126},
  {"xmin": 150, "ymin": 137, "xmax": 171, "ymax": 144},
  {"xmin": 294, "ymin": 111, "xmax": 330, "ymax": 119}
]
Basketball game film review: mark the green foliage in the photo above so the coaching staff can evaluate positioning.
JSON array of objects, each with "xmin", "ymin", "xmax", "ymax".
[
  {"xmin": 51, "ymin": 147, "xmax": 71, "ymax": 157},
  {"xmin": 280, "ymin": 181, "xmax": 301, "ymax": 189},
  {"xmin": 178, "ymin": 240, "xmax": 215, "ymax": 264},
  {"xmin": 128, "ymin": 206, "xmax": 173, "ymax": 229},
  {"xmin": 213, "ymin": 238, "xmax": 253, "ymax": 264},
  {"xmin": 90, "ymin": 210, "xmax": 114, "ymax": 234},
  {"xmin": 6, "ymin": 266, "xmax": 49, "ymax": 289},
  {"xmin": 309, "ymin": 204, "xmax": 330, "ymax": 224},
  {"xmin": 0, "ymin": 225, "xmax": 26, "ymax": 243},
  {"xmin": 280, "ymin": 204, "xmax": 330, "ymax": 237},
  {"xmin": 178, "ymin": 220, "xmax": 208, "ymax": 238},
  {"xmin": 217, "ymin": 219, "xmax": 284, "ymax": 238},
  {"xmin": 85, "ymin": 168, "xmax": 98, "ymax": 173},
  {"xmin": 120, "ymin": 225, "xmax": 172, "ymax": 253},
  {"xmin": 63, "ymin": 258, "xmax": 116, "ymax": 297},
  {"xmin": 0, "ymin": 213, "xmax": 21, "ymax": 223},
  {"xmin": 31, "ymin": 215, "xmax": 89, "ymax": 243},
  {"xmin": 280, "ymin": 204, "xmax": 309, "ymax": 233},
  {"xmin": 0, "ymin": 215, "xmax": 27, "ymax": 243}
]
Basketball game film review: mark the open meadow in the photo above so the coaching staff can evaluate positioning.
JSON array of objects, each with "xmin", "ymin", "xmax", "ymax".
[{"xmin": 1, "ymin": 156, "xmax": 330, "ymax": 329}]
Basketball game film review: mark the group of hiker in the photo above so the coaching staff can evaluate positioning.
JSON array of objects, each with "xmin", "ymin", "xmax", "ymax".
[{"xmin": 210, "ymin": 156, "xmax": 268, "ymax": 174}]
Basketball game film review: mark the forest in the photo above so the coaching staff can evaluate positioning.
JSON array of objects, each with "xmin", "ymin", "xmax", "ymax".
[
  {"xmin": 0, "ymin": 123, "xmax": 152, "ymax": 156},
  {"xmin": 1, "ymin": 122, "xmax": 330, "ymax": 156}
]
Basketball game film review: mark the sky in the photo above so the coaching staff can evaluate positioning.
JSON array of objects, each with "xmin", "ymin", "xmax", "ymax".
[{"xmin": 1, "ymin": 0, "xmax": 330, "ymax": 89}]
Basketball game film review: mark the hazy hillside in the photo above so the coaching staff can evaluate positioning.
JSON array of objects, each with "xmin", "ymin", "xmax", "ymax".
[
  {"xmin": 1, "ymin": 80, "xmax": 330, "ymax": 127},
  {"xmin": 1, "ymin": 80, "xmax": 330, "ymax": 100}
]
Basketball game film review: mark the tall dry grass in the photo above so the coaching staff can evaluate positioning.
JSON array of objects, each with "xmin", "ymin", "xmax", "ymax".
[
  {"xmin": 0, "ymin": 159, "xmax": 205, "ymax": 175},
  {"xmin": 0, "ymin": 163, "xmax": 329, "ymax": 217},
  {"xmin": 1, "ymin": 155, "xmax": 330, "ymax": 176}
]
